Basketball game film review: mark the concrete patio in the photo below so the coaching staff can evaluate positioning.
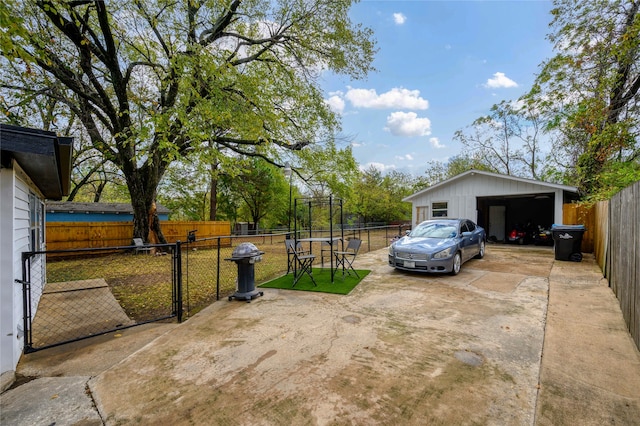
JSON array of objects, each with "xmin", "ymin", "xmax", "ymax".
[{"xmin": 2, "ymin": 246, "xmax": 639, "ymax": 425}]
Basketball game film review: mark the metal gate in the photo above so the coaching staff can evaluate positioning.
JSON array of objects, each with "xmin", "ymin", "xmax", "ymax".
[{"xmin": 19, "ymin": 242, "xmax": 183, "ymax": 353}]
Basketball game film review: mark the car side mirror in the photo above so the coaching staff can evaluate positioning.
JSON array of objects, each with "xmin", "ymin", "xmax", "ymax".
[
  {"xmin": 461, "ymin": 231, "xmax": 472, "ymax": 237},
  {"xmin": 405, "ymin": 230, "xmax": 411, "ymax": 235}
]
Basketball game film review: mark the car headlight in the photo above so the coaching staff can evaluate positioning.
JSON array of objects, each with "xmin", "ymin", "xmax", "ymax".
[
  {"xmin": 433, "ymin": 247, "xmax": 453, "ymax": 259},
  {"xmin": 388, "ymin": 245, "xmax": 395, "ymax": 255}
]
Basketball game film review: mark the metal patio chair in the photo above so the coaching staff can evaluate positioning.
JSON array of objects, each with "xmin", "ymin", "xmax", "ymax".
[
  {"xmin": 320, "ymin": 239, "xmax": 339, "ymax": 266},
  {"xmin": 334, "ymin": 238, "xmax": 362, "ymax": 278},
  {"xmin": 285, "ymin": 239, "xmax": 308, "ymax": 275},
  {"xmin": 291, "ymin": 245, "xmax": 317, "ymax": 287},
  {"xmin": 132, "ymin": 238, "xmax": 152, "ymax": 255}
]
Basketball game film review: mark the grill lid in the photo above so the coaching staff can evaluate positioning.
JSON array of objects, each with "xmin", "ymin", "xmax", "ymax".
[{"xmin": 232, "ymin": 242, "xmax": 262, "ymax": 258}]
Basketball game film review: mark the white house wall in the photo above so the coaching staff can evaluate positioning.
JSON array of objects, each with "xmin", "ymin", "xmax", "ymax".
[
  {"xmin": 411, "ymin": 173, "xmax": 565, "ymax": 224},
  {"xmin": 1, "ymin": 164, "xmax": 46, "ymax": 381},
  {"xmin": 0, "ymin": 168, "xmax": 32, "ymax": 378},
  {"xmin": 0, "ymin": 166, "xmax": 17, "ymax": 378},
  {"xmin": 15, "ymin": 175, "xmax": 45, "ymax": 319},
  {"xmin": 12, "ymin": 174, "xmax": 32, "ymax": 372}
]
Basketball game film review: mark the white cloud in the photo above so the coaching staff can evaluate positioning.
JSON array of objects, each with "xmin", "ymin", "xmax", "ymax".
[
  {"xmin": 384, "ymin": 111, "xmax": 431, "ymax": 137},
  {"xmin": 325, "ymin": 94, "xmax": 345, "ymax": 114},
  {"xmin": 430, "ymin": 137, "xmax": 445, "ymax": 149},
  {"xmin": 361, "ymin": 162, "xmax": 396, "ymax": 172},
  {"xmin": 484, "ymin": 72, "xmax": 518, "ymax": 89},
  {"xmin": 393, "ymin": 13, "xmax": 406, "ymax": 25},
  {"xmin": 510, "ymin": 99, "xmax": 526, "ymax": 110},
  {"xmin": 345, "ymin": 87, "xmax": 429, "ymax": 110},
  {"xmin": 395, "ymin": 154, "xmax": 414, "ymax": 161}
]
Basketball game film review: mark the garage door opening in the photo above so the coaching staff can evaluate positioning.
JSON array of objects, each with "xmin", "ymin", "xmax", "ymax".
[{"xmin": 476, "ymin": 193, "xmax": 555, "ymax": 243}]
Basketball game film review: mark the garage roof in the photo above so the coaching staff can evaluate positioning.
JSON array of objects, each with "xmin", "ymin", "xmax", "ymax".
[
  {"xmin": 0, "ymin": 124, "xmax": 73, "ymax": 200},
  {"xmin": 403, "ymin": 169, "xmax": 578, "ymax": 202}
]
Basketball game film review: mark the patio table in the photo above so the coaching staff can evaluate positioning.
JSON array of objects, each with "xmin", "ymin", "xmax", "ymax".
[{"xmin": 296, "ymin": 237, "xmax": 342, "ymax": 282}]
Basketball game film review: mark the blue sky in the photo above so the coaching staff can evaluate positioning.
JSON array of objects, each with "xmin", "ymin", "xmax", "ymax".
[{"xmin": 321, "ymin": 0, "xmax": 555, "ymax": 176}]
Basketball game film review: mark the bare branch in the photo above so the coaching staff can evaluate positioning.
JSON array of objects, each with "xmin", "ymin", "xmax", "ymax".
[{"xmin": 198, "ymin": 0, "xmax": 242, "ymax": 46}]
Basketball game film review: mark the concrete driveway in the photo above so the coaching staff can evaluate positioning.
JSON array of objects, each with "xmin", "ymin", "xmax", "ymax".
[
  {"xmin": 4, "ymin": 244, "xmax": 639, "ymax": 425},
  {"xmin": 102, "ymin": 245, "xmax": 553, "ymax": 425}
]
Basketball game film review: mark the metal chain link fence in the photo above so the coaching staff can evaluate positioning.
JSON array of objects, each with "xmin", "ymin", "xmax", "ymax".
[
  {"xmin": 21, "ymin": 244, "xmax": 178, "ymax": 352},
  {"xmin": 20, "ymin": 225, "xmax": 409, "ymax": 351},
  {"xmin": 182, "ymin": 225, "xmax": 409, "ymax": 316}
]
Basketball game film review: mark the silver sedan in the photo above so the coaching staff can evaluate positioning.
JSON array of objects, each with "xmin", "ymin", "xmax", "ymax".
[{"xmin": 388, "ymin": 219, "xmax": 486, "ymax": 275}]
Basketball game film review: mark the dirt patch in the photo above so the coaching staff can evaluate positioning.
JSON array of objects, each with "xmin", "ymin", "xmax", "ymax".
[{"xmin": 109, "ymin": 272, "xmax": 174, "ymax": 321}]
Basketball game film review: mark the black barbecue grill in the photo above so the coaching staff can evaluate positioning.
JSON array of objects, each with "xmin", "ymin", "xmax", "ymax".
[{"xmin": 225, "ymin": 242, "xmax": 264, "ymax": 302}]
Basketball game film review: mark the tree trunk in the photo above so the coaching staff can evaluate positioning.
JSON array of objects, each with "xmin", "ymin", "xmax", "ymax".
[
  {"xmin": 93, "ymin": 180, "xmax": 106, "ymax": 202},
  {"xmin": 129, "ymin": 171, "xmax": 158, "ymax": 243},
  {"xmin": 209, "ymin": 173, "xmax": 218, "ymax": 220},
  {"xmin": 126, "ymin": 149, "xmax": 171, "ymax": 244},
  {"xmin": 149, "ymin": 202, "xmax": 168, "ymax": 245},
  {"xmin": 132, "ymin": 195, "xmax": 151, "ymax": 242}
]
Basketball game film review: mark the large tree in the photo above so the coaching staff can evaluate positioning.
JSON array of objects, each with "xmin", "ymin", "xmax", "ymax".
[
  {"xmin": 415, "ymin": 155, "xmax": 493, "ymax": 189},
  {"xmin": 228, "ymin": 158, "xmax": 289, "ymax": 230},
  {"xmin": 155, "ymin": 137, "xmax": 359, "ymax": 224},
  {"xmin": 453, "ymin": 100, "xmax": 546, "ymax": 179},
  {"xmin": 294, "ymin": 139, "xmax": 360, "ymax": 199},
  {"xmin": 0, "ymin": 0, "xmax": 375, "ymax": 241},
  {"xmin": 528, "ymin": 0, "xmax": 640, "ymax": 197},
  {"xmin": 351, "ymin": 166, "xmax": 413, "ymax": 225}
]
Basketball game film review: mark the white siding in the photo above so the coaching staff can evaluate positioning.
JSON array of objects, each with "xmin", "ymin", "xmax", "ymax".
[
  {"xmin": 411, "ymin": 183, "xmax": 480, "ymax": 222},
  {"xmin": 1, "ymin": 165, "xmax": 47, "ymax": 378},
  {"xmin": 554, "ymin": 191, "xmax": 564, "ymax": 224},
  {"xmin": 409, "ymin": 173, "xmax": 567, "ymax": 225},
  {"xmin": 0, "ymin": 167, "xmax": 16, "ymax": 376},
  {"xmin": 13, "ymin": 176, "xmax": 32, "ymax": 371},
  {"xmin": 0, "ymin": 169, "xmax": 33, "ymax": 376},
  {"xmin": 455, "ymin": 173, "xmax": 554, "ymax": 196}
]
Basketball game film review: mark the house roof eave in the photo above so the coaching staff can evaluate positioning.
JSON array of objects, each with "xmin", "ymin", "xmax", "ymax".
[
  {"xmin": 403, "ymin": 169, "xmax": 579, "ymax": 202},
  {"xmin": 1, "ymin": 124, "xmax": 73, "ymax": 200}
]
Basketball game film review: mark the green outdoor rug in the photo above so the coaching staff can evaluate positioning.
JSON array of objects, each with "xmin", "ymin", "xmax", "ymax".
[{"xmin": 259, "ymin": 268, "xmax": 370, "ymax": 295}]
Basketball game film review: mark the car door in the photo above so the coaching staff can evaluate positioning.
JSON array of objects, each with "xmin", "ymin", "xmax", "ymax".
[
  {"xmin": 459, "ymin": 221, "xmax": 473, "ymax": 261},
  {"xmin": 463, "ymin": 220, "xmax": 480, "ymax": 259}
]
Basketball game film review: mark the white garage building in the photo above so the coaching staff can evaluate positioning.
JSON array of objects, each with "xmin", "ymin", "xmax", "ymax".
[{"xmin": 403, "ymin": 169, "xmax": 579, "ymax": 241}]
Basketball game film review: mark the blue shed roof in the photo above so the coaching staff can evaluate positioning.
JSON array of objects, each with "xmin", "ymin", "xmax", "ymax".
[{"xmin": 46, "ymin": 202, "xmax": 170, "ymax": 222}]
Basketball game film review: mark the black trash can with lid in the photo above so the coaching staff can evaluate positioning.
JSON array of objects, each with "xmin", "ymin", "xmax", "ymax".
[
  {"xmin": 551, "ymin": 224, "xmax": 586, "ymax": 262},
  {"xmin": 225, "ymin": 242, "xmax": 265, "ymax": 302}
]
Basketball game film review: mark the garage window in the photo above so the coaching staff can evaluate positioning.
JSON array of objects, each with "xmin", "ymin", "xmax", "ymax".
[{"xmin": 432, "ymin": 201, "xmax": 448, "ymax": 218}]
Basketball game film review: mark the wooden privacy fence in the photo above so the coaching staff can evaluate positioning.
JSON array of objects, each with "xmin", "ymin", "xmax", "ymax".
[
  {"xmin": 562, "ymin": 203, "xmax": 596, "ymax": 254},
  {"xmin": 607, "ymin": 182, "xmax": 639, "ymax": 350},
  {"xmin": 564, "ymin": 182, "xmax": 639, "ymax": 351},
  {"xmin": 46, "ymin": 221, "xmax": 231, "ymax": 251},
  {"xmin": 563, "ymin": 200, "xmax": 610, "ymax": 268}
]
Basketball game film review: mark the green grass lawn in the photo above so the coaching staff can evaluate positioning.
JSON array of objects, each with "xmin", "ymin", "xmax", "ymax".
[
  {"xmin": 43, "ymin": 229, "xmax": 393, "ymax": 321},
  {"xmin": 260, "ymin": 268, "xmax": 371, "ymax": 295},
  {"xmin": 46, "ymin": 247, "xmax": 290, "ymax": 321}
]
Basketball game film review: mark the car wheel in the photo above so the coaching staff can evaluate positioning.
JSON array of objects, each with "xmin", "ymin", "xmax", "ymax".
[
  {"xmin": 450, "ymin": 252, "xmax": 461, "ymax": 275},
  {"xmin": 474, "ymin": 240, "xmax": 485, "ymax": 259}
]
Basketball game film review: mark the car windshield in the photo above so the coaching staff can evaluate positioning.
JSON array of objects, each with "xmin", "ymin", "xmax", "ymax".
[{"xmin": 410, "ymin": 223, "xmax": 458, "ymax": 239}]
